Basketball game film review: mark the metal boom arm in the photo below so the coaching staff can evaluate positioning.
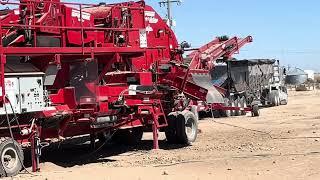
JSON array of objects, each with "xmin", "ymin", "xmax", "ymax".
[{"xmin": 188, "ymin": 36, "xmax": 253, "ymax": 70}]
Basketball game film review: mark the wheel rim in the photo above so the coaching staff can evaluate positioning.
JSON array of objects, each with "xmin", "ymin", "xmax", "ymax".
[
  {"xmin": 185, "ymin": 117, "xmax": 196, "ymax": 139},
  {"xmin": 1, "ymin": 147, "xmax": 18, "ymax": 171}
]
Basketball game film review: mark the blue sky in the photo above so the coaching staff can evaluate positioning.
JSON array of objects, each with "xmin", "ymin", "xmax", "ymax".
[{"xmin": 70, "ymin": 0, "xmax": 320, "ymax": 71}]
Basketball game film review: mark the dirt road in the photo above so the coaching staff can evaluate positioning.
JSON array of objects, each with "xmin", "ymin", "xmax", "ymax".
[{"xmin": 14, "ymin": 90, "xmax": 320, "ymax": 180}]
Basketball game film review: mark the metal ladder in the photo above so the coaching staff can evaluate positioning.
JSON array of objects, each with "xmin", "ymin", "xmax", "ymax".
[{"xmin": 273, "ymin": 60, "xmax": 281, "ymax": 84}]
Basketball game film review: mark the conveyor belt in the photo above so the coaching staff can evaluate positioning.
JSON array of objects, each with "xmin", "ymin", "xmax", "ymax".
[{"xmin": 191, "ymin": 73, "xmax": 224, "ymax": 104}]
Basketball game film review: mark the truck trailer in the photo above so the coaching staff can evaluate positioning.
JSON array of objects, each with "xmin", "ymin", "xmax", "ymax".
[{"xmin": 211, "ymin": 59, "xmax": 288, "ymax": 117}]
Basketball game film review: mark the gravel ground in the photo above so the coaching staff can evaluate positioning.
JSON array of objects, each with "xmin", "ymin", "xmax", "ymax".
[{"xmin": 11, "ymin": 90, "xmax": 320, "ymax": 180}]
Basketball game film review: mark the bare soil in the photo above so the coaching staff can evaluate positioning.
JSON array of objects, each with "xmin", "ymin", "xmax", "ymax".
[{"xmin": 12, "ymin": 90, "xmax": 320, "ymax": 180}]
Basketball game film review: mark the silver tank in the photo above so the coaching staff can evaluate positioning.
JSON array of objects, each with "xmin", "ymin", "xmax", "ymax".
[{"xmin": 285, "ymin": 67, "xmax": 308, "ymax": 85}]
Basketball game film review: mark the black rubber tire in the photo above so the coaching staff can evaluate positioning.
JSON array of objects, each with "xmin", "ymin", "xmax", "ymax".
[
  {"xmin": 230, "ymin": 99, "xmax": 236, "ymax": 116},
  {"xmin": 165, "ymin": 114, "xmax": 178, "ymax": 143},
  {"xmin": 112, "ymin": 127, "xmax": 144, "ymax": 145},
  {"xmin": 277, "ymin": 96, "xmax": 281, "ymax": 106},
  {"xmin": 165, "ymin": 111, "xmax": 198, "ymax": 145},
  {"xmin": 176, "ymin": 111, "xmax": 198, "ymax": 145},
  {"xmin": 240, "ymin": 97, "xmax": 247, "ymax": 116},
  {"xmin": 221, "ymin": 98, "xmax": 231, "ymax": 117},
  {"xmin": 271, "ymin": 94, "xmax": 277, "ymax": 106},
  {"xmin": 212, "ymin": 110, "xmax": 221, "ymax": 118},
  {"xmin": 0, "ymin": 138, "xmax": 24, "ymax": 177},
  {"xmin": 274, "ymin": 98, "xmax": 278, "ymax": 106},
  {"xmin": 234, "ymin": 98, "xmax": 241, "ymax": 116},
  {"xmin": 251, "ymin": 105, "xmax": 260, "ymax": 117}
]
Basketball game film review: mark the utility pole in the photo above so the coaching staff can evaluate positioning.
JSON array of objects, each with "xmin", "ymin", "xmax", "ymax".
[{"xmin": 159, "ymin": 0, "xmax": 182, "ymax": 28}]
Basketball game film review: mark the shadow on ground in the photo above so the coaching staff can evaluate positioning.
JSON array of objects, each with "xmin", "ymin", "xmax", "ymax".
[{"xmin": 23, "ymin": 136, "xmax": 187, "ymax": 168}]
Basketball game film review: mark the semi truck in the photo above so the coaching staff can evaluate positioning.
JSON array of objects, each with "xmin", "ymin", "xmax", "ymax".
[{"xmin": 210, "ymin": 59, "xmax": 288, "ymax": 117}]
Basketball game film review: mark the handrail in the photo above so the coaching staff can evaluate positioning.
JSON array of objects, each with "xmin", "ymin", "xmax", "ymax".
[
  {"xmin": 0, "ymin": 24, "xmax": 141, "ymax": 31},
  {"xmin": 0, "ymin": 0, "xmax": 144, "ymax": 10},
  {"xmin": 188, "ymin": 36, "xmax": 253, "ymax": 70}
]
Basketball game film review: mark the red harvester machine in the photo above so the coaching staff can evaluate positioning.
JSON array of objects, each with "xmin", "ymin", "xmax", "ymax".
[{"xmin": 0, "ymin": 0, "xmax": 258, "ymax": 176}]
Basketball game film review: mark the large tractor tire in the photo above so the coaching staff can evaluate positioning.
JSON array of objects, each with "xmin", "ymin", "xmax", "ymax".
[
  {"xmin": 165, "ymin": 110, "xmax": 198, "ymax": 145},
  {"xmin": 165, "ymin": 114, "xmax": 178, "ymax": 143},
  {"xmin": 112, "ymin": 127, "xmax": 144, "ymax": 145},
  {"xmin": 0, "ymin": 138, "xmax": 24, "ymax": 177},
  {"xmin": 190, "ymin": 105, "xmax": 199, "ymax": 121}
]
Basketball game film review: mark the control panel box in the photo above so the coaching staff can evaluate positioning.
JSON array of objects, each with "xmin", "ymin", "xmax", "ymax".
[{"xmin": 0, "ymin": 73, "xmax": 45, "ymax": 115}]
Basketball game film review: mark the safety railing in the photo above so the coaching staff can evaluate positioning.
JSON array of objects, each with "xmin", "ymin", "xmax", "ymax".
[{"xmin": 0, "ymin": 0, "xmax": 145, "ymax": 51}]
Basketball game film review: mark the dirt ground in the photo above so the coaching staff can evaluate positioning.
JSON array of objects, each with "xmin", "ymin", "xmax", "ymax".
[{"xmin": 11, "ymin": 90, "xmax": 320, "ymax": 180}]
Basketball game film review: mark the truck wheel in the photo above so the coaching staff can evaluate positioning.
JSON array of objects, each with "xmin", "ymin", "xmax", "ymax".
[
  {"xmin": 176, "ymin": 111, "xmax": 198, "ymax": 145},
  {"xmin": 190, "ymin": 105, "xmax": 199, "ymax": 121},
  {"xmin": 276, "ymin": 96, "xmax": 280, "ymax": 106},
  {"xmin": 251, "ymin": 105, "xmax": 260, "ymax": 117},
  {"xmin": 234, "ymin": 98, "xmax": 241, "ymax": 116},
  {"xmin": 240, "ymin": 97, "xmax": 247, "ymax": 116},
  {"xmin": 212, "ymin": 110, "xmax": 222, "ymax": 118},
  {"xmin": 166, "ymin": 111, "xmax": 198, "ymax": 145},
  {"xmin": 230, "ymin": 99, "xmax": 236, "ymax": 116},
  {"xmin": 0, "ymin": 138, "xmax": 24, "ymax": 177},
  {"xmin": 165, "ymin": 114, "xmax": 178, "ymax": 143},
  {"xmin": 220, "ymin": 98, "xmax": 231, "ymax": 117},
  {"xmin": 112, "ymin": 127, "xmax": 144, "ymax": 145},
  {"xmin": 272, "ymin": 95, "xmax": 277, "ymax": 106}
]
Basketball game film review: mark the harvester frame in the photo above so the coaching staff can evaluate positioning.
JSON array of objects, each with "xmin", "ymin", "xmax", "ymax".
[{"xmin": 0, "ymin": 0, "xmax": 258, "ymax": 177}]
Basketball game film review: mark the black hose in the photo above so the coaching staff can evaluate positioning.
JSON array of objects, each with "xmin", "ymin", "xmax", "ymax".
[
  {"xmin": 7, "ymin": 98, "xmax": 22, "ymax": 132},
  {"xmin": 4, "ymin": 96, "xmax": 35, "ymax": 176}
]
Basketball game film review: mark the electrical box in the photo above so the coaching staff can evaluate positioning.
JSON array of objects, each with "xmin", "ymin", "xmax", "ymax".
[{"xmin": 0, "ymin": 73, "xmax": 45, "ymax": 115}]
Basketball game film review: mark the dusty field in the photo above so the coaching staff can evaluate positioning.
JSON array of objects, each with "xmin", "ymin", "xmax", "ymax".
[{"xmin": 12, "ymin": 90, "xmax": 320, "ymax": 180}]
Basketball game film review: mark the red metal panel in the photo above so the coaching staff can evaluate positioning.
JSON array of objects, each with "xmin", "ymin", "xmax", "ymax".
[
  {"xmin": 1, "ymin": 47, "xmax": 145, "ymax": 55},
  {"xmin": 50, "ymin": 88, "xmax": 77, "ymax": 109},
  {"xmin": 139, "ymin": 72, "xmax": 153, "ymax": 85},
  {"xmin": 65, "ymin": 7, "xmax": 96, "ymax": 45}
]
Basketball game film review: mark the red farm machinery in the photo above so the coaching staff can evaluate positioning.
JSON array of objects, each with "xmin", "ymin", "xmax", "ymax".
[{"xmin": 0, "ymin": 0, "xmax": 258, "ymax": 177}]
